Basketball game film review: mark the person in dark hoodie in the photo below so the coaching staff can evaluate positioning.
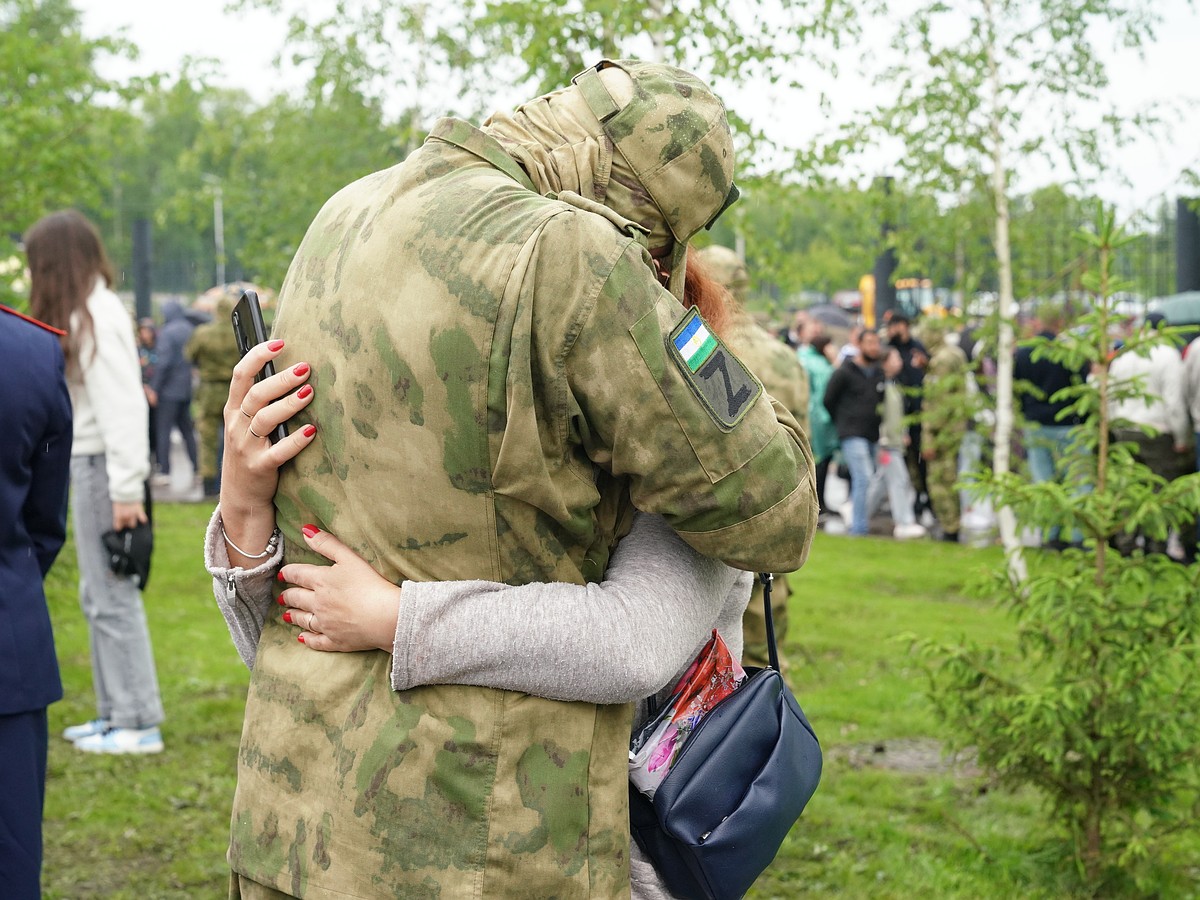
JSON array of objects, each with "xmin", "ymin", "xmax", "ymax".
[{"xmin": 149, "ymin": 300, "xmax": 199, "ymax": 484}]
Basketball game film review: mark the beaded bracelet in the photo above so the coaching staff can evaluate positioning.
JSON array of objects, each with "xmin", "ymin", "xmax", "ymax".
[{"xmin": 221, "ymin": 525, "xmax": 281, "ymax": 560}]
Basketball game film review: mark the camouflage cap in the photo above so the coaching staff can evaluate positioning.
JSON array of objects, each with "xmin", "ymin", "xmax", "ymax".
[
  {"xmin": 572, "ymin": 60, "xmax": 739, "ymax": 298},
  {"xmin": 572, "ymin": 60, "xmax": 738, "ymax": 241},
  {"xmin": 696, "ymin": 244, "xmax": 749, "ymax": 302}
]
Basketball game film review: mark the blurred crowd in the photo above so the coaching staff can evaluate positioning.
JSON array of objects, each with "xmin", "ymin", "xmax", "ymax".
[{"xmin": 761, "ymin": 294, "xmax": 1199, "ymax": 561}]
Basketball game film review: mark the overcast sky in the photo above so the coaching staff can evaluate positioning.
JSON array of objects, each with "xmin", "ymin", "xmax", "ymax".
[{"xmin": 75, "ymin": 0, "xmax": 1200, "ymax": 219}]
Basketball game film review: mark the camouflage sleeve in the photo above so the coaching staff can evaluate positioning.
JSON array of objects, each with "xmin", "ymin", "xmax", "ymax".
[{"xmin": 565, "ymin": 242, "xmax": 817, "ymax": 573}]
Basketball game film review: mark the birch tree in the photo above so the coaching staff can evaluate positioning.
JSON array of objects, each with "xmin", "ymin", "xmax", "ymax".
[{"xmin": 858, "ymin": 0, "xmax": 1164, "ymax": 578}]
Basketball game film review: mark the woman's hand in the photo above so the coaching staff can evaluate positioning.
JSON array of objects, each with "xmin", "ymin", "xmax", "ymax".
[
  {"xmin": 112, "ymin": 500, "xmax": 148, "ymax": 531},
  {"xmin": 277, "ymin": 526, "xmax": 403, "ymax": 654},
  {"xmin": 219, "ymin": 339, "xmax": 318, "ymax": 567}
]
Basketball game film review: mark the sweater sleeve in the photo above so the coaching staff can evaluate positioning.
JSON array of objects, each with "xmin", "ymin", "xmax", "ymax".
[
  {"xmin": 392, "ymin": 512, "xmax": 747, "ymax": 703},
  {"xmin": 204, "ymin": 505, "xmax": 283, "ymax": 669},
  {"xmin": 82, "ymin": 290, "xmax": 151, "ymax": 501}
]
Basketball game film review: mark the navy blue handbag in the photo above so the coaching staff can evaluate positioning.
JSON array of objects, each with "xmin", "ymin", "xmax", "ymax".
[{"xmin": 629, "ymin": 574, "xmax": 822, "ymax": 900}]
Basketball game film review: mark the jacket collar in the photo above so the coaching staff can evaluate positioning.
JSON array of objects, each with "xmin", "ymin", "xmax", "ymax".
[{"xmin": 427, "ymin": 118, "xmax": 538, "ymax": 194}]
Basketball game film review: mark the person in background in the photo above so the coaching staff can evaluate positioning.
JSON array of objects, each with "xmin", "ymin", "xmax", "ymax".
[
  {"xmin": 919, "ymin": 317, "xmax": 970, "ymax": 542},
  {"xmin": 799, "ymin": 331, "xmax": 839, "ymax": 517},
  {"xmin": 136, "ymin": 318, "xmax": 158, "ymax": 464},
  {"xmin": 25, "ymin": 210, "xmax": 165, "ymax": 755},
  {"xmin": 0, "ymin": 303, "xmax": 73, "ymax": 898},
  {"xmin": 1014, "ymin": 305, "xmax": 1089, "ymax": 548},
  {"xmin": 186, "ymin": 290, "xmax": 243, "ymax": 498},
  {"xmin": 837, "ymin": 322, "xmax": 864, "ymax": 364},
  {"xmin": 149, "ymin": 299, "xmax": 199, "ymax": 489},
  {"xmin": 1108, "ymin": 312, "xmax": 1190, "ymax": 557},
  {"xmin": 695, "ymin": 244, "xmax": 809, "ymax": 673},
  {"xmin": 867, "ymin": 347, "xmax": 927, "ymax": 539},
  {"xmin": 1181, "ymin": 332, "xmax": 1200, "ymax": 561},
  {"xmin": 885, "ymin": 314, "xmax": 930, "ymax": 522},
  {"xmin": 824, "ymin": 328, "xmax": 885, "ymax": 536}
]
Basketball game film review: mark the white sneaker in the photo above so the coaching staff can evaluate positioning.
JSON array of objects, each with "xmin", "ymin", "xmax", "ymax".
[
  {"xmin": 150, "ymin": 473, "xmax": 171, "ymax": 488},
  {"xmin": 74, "ymin": 726, "xmax": 164, "ymax": 755},
  {"xmin": 63, "ymin": 718, "xmax": 110, "ymax": 742},
  {"xmin": 893, "ymin": 523, "xmax": 928, "ymax": 540}
]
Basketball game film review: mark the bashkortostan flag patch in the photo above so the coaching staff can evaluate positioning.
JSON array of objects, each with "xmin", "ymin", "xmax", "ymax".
[{"xmin": 668, "ymin": 307, "xmax": 762, "ymax": 430}]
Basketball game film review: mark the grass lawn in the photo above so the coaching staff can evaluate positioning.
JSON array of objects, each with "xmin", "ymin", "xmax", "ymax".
[{"xmin": 40, "ymin": 505, "xmax": 1200, "ymax": 898}]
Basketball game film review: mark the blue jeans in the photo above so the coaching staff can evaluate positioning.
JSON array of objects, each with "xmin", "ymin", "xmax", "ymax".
[
  {"xmin": 842, "ymin": 437, "xmax": 877, "ymax": 536},
  {"xmin": 1023, "ymin": 424, "xmax": 1083, "ymax": 543}
]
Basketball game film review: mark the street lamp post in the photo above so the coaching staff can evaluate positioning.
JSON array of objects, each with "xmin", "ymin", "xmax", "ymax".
[{"xmin": 201, "ymin": 174, "xmax": 225, "ymax": 287}]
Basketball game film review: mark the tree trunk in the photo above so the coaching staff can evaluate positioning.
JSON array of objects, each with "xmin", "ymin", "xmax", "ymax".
[{"xmin": 984, "ymin": 0, "xmax": 1026, "ymax": 583}]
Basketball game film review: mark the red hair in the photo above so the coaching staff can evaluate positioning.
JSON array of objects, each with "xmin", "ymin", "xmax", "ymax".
[{"xmin": 683, "ymin": 249, "xmax": 735, "ymax": 338}]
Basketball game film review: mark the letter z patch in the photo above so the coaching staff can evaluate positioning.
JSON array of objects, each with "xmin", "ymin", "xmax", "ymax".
[{"xmin": 668, "ymin": 308, "xmax": 762, "ymax": 431}]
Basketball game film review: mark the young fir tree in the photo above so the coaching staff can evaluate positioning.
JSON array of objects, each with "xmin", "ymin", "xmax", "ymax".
[{"xmin": 918, "ymin": 206, "xmax": 1200, "ymax": 892}]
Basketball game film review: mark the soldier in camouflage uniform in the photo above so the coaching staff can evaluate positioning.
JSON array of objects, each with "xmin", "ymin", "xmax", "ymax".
[
  {"xmin": 219, "ymin": 59, "xmax": 817, "ymax": 899},
  {"xmin": 920, "ymin": 317, "xmax": 970, "ymax": 542},
  {"xmin": 696, "ymin": 244, "xmax": 808, "ymax": 673},
  {"xmin": 187, "ymin": 291, "xmax": 243, "ymax": 497}
]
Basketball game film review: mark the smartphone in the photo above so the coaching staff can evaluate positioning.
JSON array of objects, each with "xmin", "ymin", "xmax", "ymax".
[{"xmin": 231, "ymin": 289, "xmax": 288, "ymax": 443}]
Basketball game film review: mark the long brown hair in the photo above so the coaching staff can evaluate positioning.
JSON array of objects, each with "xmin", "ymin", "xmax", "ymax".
[
  {"xmin": 24, "ymin": 209, "xmax": 116, "ymax": 375},
  {"xmin": 683, "ymin": 248, "xmax": 735, "ymax": 338}
]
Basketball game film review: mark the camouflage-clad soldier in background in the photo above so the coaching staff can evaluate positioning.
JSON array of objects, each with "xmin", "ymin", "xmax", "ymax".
[
  {"xmin": 920, "ymin": 317, "xmax": 970, "ymax": 542},
  {"xmin": 696, "ymin": 244, "xmax": 809, "ymax": 674},
  {"xmin": 226, "ymin": 60, "xmax": 817, "ymax": 899},
  {"xmin": 186, "ymin": 291, "xmax": 243, "ymax": 497}
]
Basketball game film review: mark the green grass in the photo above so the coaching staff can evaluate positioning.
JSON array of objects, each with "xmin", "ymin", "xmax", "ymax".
[{"xmin": 41, "ymin": 514, "xmax": 1200, "ymax": 898}]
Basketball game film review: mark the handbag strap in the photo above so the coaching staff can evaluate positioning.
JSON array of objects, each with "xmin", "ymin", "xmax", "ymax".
[{"xmin": 759, "ymin": 572, "xmax": 781, "ymax": 672}]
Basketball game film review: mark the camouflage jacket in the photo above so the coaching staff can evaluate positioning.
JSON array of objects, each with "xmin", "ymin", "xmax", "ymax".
[
  {"xmin": 232, "ymin": 119, "xmax": 816, "ymax": 898},
  {"xmin": 921, "ymin": 341, "xmax": 970, "ymax": 451},
  {"xmin": 186, "ymin": 295, "xmax": 241, "ymax": 386},
  {"xmin": 725, "ymin": 310, "xmax": 810, "ymax": 437}
]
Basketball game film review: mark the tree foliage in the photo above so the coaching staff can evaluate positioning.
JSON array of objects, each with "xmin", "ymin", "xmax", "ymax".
[
  {"xmin": 0, "ymin": 0, "xmax": 130, "ymax": 296},
  {"xmin": 918, "ymin": 208, "xmax": 1200, "ymax": 891}
]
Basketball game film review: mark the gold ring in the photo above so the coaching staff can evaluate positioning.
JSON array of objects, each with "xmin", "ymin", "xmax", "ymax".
[
  {"xmin": 239, "ymin": 406, "xmax": 254, "ymax": 419},
  {"xmin": 248, "ymin": 424, "xmax": 267, "ymax": 440}
]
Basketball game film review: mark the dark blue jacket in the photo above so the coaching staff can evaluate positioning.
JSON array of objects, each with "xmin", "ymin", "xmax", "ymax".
[
  {"xmin": 0, "ymin": 306, "xmax": 73, "ymax": 715},
  {"xmin": 1014, "ymin": 330, "xmax": 1087, "ymax": 426},
  {"xmin": 149, "ymin": 300, "xmax": 197, "ymax": 402}
]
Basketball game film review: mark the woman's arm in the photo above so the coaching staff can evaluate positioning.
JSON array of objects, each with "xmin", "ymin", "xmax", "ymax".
[
  {"xmin": 391, "ymin": 512, "xmax": 750, "ymax": 703},
  {"xmin": 204, "ymin": 505, "xmax": 283, "ymax": 669},
  {"xmin": 217, "ymin": 339, "xmax": 315, "ymax": 567},
  {"xmin": 213, "ymin": 509, "xmax": 751, "ymax": 705}
]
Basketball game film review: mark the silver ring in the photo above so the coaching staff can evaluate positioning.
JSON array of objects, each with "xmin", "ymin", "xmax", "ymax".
[
  {"xmin": 248, "ymin": 424, "xmax": 267, "ymax": 440},
  {"xmin": 308, "ymin": 612, "xmax": 318, "ymax": 633},
  {"xmin": 239, "ymin": 406, "xmax": 254, "ymax": 419}
]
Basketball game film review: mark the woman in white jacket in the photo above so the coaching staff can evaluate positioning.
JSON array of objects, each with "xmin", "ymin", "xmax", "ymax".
[{"xmin": 25, "ymin": 210, "xmax": 165, "ymax": 754}]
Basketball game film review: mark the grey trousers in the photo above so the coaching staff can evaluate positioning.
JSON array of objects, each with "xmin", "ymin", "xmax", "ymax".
[{"xmin": 70, "ymin": 455, "xmax": 164, "ymax": 729}]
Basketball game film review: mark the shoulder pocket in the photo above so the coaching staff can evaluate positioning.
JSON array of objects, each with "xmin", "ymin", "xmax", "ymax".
[{"xmin": 632, "ymin": 303, "xmax": 773, "ymax": 483}]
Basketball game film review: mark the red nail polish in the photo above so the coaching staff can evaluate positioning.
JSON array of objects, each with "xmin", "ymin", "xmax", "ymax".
[
  {"xmin": 268, "ymin": 340, "xmax": 285, "ymax": 352},
  {"xmin": 276, "ymin": 594, "xmax": 286, "ymax": 605},
  {"xmin": 302, "ymin": 524, "xmax": 319, "ymax": 539},
  {"xmin": 298, "ymin": 634, "xmax": 306, "ymax": 643},
  {"xmin": 276, "ymin": 571, "xmax": 286, "ymax": 582},
  {"xmin": 303, "ymin": 424, "xmax": 317, "ymax": 437},
  {"xmin": 293, "ymin": 362, "xmax": 310, "ymax": 377},
  {"xmin": 297, "ymin": 385, "xmax": 313, "ymax": 400},
  {"xmin": 282, "ymin": 611, "xmax": 292, "ymax": 624}
]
